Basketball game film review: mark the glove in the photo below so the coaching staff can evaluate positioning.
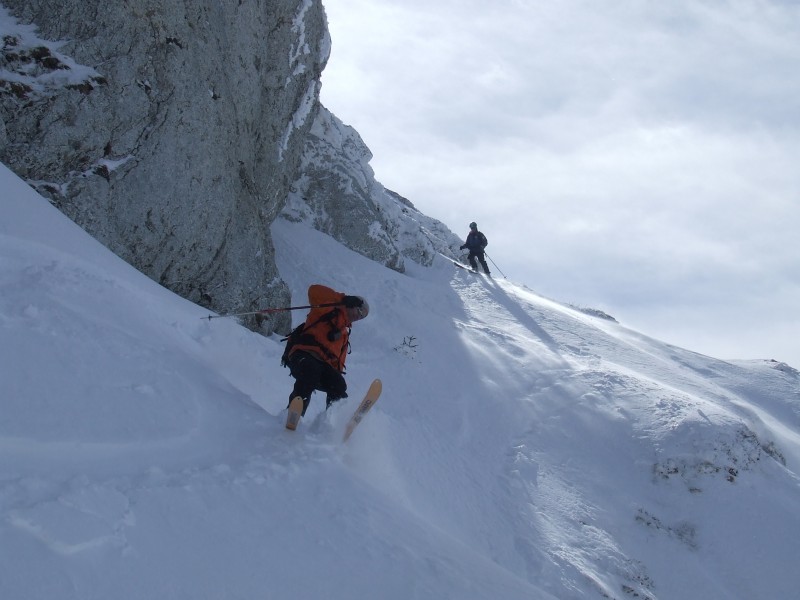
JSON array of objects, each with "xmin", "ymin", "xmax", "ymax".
[
  {"xmin": 342, "ymin": 295, "xmax": 363, "ymax": 308},
  {"xmin": 460, "ymin": 244, "xmax": 466, "ymax": 250}
]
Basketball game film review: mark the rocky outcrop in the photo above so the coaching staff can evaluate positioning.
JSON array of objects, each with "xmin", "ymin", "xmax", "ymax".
[
  {"xmin": 1, "ymin": 0, "xmax": 462, "ymax": 336},
  {"xmin": 283, "ymin": 107, "xmax": 462, "ymax": 270},
  {"xmin": 1, "ymin": 0, "xmax": 330, "ymax": 333}
]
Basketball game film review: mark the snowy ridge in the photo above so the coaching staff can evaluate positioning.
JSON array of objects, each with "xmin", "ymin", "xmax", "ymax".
[{"xmin": 2, "ymin": 163, "xmax": 799, "ymax": 599}]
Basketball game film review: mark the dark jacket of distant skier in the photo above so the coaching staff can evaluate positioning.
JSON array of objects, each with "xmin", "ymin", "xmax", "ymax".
[
  {"xmin": 460, "ymin": 222, "xmax": 491, "ymax": 275},
  {"xmin": 282, "ymin": 284, "xmax": 369, "ymax": 416}
]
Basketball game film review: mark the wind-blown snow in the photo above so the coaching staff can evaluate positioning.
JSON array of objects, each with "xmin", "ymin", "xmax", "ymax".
[{"xmin": 1, "ymin": 163, "xmax": 799, "ymax": 599}]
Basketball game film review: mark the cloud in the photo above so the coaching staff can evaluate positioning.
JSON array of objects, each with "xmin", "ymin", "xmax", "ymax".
[{"xmin": 321, "ymin": 0, "xmax": 800, "ymax": 365}]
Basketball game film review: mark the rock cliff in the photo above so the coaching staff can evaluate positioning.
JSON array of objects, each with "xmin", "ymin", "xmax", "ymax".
[
  {"xmin": 1, "ymin": 0, "xmax": 330, "ymax": 332},
  {"xmin": 1, "ymin": 0, "xmax": 459, "ymax": 334},
  {"xmin": 283, "ymin": 106, "xmax": 461, "ymax": 273}
]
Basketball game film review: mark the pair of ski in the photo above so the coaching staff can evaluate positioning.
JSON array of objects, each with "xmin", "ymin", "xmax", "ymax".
[
  {"xmin": 454, "ymin": 262, "xmax": 483, "ymax": 274},
  {"xmin": 285, "ymin": 378, "xmax": 382, "ymax": 442},
  {"xmin": 449, "ymin": 257, "xmax": 491, "ymax": 277},
  {"xmin": 434, "ymin": 252, "xmax": 490, "ymax": 277}
]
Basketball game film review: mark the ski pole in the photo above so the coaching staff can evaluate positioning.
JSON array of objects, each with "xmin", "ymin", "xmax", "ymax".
[
  {"xmin": 484, "ymin": 252, "xmax": 507, "ymax": 278},
  {"xmin": 203, "ymin": 302, "xmax": 343, "ymax": 321}
]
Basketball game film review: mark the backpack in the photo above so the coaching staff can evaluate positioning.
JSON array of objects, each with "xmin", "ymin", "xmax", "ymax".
[
  {"xmin": 479, "ymin": 232, "xmax": 488, "ymax": 248},
  {"xmin": 280, "ymin": 322, "xmax": 308, "ymax": 367},
  {"xmin": 280, "ymin": 309, "xmax": 346, "ymax": 368}
]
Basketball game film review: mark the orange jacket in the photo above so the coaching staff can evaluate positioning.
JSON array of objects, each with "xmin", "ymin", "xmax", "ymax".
[{"xmin": 287, "ymin": 285, "xmax": 352, "ymax": 372}]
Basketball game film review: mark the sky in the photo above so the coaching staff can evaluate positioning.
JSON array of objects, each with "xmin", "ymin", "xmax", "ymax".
[
  {"xmin": 3, "ymin": 162, "xmax": 799, "ymax": 599},
  {"xmin": 319, "ymin": 0, "xmax": 800, "ymax": 368}
]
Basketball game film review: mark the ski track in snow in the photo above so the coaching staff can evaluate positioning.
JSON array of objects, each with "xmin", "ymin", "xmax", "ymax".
[{"xmin": 2, "ymin": 164, "xmax": 800, "ymax": 599}]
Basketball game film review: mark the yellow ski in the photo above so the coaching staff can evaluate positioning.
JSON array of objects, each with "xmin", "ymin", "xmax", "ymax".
[{"xmin": 343, "ymin": 379, "xmax": 382, "ymax": 442}]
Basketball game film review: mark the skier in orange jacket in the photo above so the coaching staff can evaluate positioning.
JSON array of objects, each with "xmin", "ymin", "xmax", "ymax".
[{"xmin": 282, "ymin": 284, "xmax": 369, "ymax": 416}]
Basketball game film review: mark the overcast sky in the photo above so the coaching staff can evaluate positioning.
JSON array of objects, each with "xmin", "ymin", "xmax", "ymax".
[{"xmin": 319, "ymin": 0, "xmax": 800, "ymax": 368}]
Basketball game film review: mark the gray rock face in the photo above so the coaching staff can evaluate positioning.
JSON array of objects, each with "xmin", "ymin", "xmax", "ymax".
[
  {"xmin": 1, "ymin": 0, "xmax": 330, "ymax": 333},
  {"xmin": 283, "ymin": 107, "xmax": 462, "ymax": 270}
]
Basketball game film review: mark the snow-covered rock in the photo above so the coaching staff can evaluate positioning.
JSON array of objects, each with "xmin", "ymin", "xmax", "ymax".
[{"xmin": 283, "ymin": 106, "xmax": 463, "ymax": 272}]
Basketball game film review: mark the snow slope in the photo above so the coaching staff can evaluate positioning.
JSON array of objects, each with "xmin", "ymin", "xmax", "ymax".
[{"xmin": 2, "ymin": 162, "xmax": 799, "ymax": 599}]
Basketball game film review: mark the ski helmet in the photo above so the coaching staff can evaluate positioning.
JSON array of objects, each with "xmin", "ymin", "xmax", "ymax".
[{"xmin": 350, "ymin": 297, "xmax": 369, "ymax": 321}]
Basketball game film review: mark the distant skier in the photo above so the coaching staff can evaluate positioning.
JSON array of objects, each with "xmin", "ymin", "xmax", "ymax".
[
  {"xmin": 281, "ymin": 284, "xmax": 369, "ymax": 417},
  {"xmin": 460, "ymin": 221, "xmax": 490, "ymax": 275}
]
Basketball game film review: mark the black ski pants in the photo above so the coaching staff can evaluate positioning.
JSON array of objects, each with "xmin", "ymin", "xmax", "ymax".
[
  {"xmin": 467, "ymin": 249, "xmax": 490, "ymax": 274},
  {"xmin": 286, "ymin": 350, "xmax": 348, "ymax": 415}
]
